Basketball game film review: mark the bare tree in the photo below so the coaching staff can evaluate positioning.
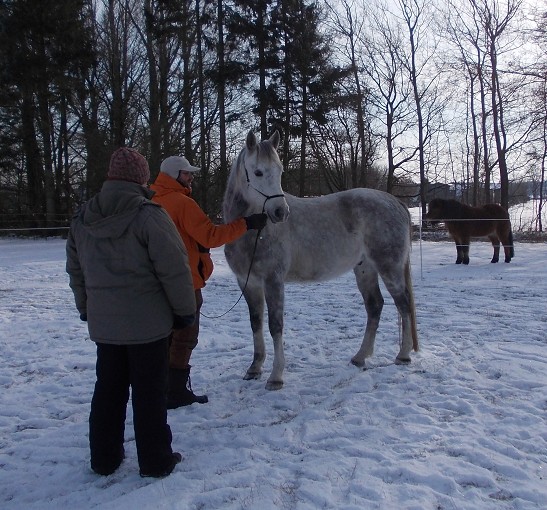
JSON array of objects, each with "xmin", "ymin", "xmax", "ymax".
[
  {"xmin": 326, "ymin": 0, "xmax": 371, "ymax": 188},
  {"xmin": 142, "ymin": 0, "xmax": 177, "ymax": 175},
  {"xmin": 526, "ymin": 7, "xmax": 547, "ymax": 231},
  {"xmin": 445, "ymin": 0, "xmax": 488, "ymax": 205},
  {"xmin": 485, "ymin": 0, "xmax": 523, "ymax": 208},
  {"xmin": 101, "ymin": 1, "xmax": 147, "ymax": 148},
  {"xmin": 445, "ymin": 0, "xmax": 538, "ymax": 211},
  {"xmin": 398, "ymin": 0, "xmax": 446, "ymax": 216},
  {"xmin": 360, "ymin": 0, "xmax": 417, "ymax": 194}
]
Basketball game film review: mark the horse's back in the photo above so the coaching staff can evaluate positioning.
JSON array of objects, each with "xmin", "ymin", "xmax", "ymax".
[
  {"xmin": 482, "ymin": 203, "xmax": 510, "ymax": 219},
  {"xmin": 286, "ymin": 188, "xmax": 409, "ymax": 228},
  {"xmin": 283, "ymin": 189, "xmax": 411, "ymax": 281},
  {"xmin": 433, "ymin": 200, "xmax": 511, "ymax": 239}
]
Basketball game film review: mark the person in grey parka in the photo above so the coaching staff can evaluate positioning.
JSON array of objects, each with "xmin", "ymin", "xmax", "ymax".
[{"xmin": 66, "ymin": 147, "xmax": 196, "ymax": 478}]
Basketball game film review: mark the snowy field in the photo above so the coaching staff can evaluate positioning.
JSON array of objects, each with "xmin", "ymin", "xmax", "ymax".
[{"xmin": 0, "ymin": 237, "xmax": 546, "ymax": 509}]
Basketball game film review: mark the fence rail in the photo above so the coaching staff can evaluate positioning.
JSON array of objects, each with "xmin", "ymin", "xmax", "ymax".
[{"xmin": 0, "ymin": 227, "xmax": 70, "ymax": 232}]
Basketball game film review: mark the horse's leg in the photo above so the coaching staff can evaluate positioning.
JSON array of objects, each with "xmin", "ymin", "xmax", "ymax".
[
  {"xmin": 461, "ymin": 235, "xmax": 471, "ymax": 265},
  {"xmin": 263, "ymin": 275, "xmax": 285, "ymax": 390},
  {"xmin": 499, "ymin": 224, "xmax": 513, "ymax": 262},
  {"xmin": 241, "ymin": 282, "xmax": 266, "ymax": 381},
  {"xmin": 453, "ymin": 236, "xmax": 464, "ymax": 264},
  {"xmin": 351, "ymin": 264, "xmax": 384, "ymax": 368},
  {"xmin": 489, "ymin": 235, "xmax": 500, "ymax": 263},
  {"xmin": 382, "ymin": 271, "xmax": 415, "ymax": 365}
]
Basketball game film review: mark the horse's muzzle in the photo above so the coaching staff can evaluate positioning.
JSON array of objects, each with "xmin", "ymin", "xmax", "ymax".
[{"xmin": 268, "ymin": 204, "xmax": 290, "ymax": 223}]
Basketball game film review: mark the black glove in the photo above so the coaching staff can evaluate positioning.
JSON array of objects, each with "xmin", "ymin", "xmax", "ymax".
[
  {"xmin": 173, "ymin": 314, "xmax": 196, "ymax": 329},
  {"xmin": 245, "ymin": 213, "xmax": 268, "ymax": 230},
  {"xmin": 80, "ymin": 313, "xmax": 87, "ymax": 322}
]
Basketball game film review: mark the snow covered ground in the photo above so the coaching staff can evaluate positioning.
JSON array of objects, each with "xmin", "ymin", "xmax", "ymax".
[{"xmin": 0, "ymin": 237, "xmax": 546, "ymax": 509}]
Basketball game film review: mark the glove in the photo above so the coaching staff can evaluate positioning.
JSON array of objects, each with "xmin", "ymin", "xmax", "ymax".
[
  {"xmin": 244, "ymin": 213, "xmax": 268, "ymax": 230},
  {"xmin": 173, "ymin": 314, "xmax": 195, "ymax": 329},
  {"xmin": 80, "ymin": 313, "xmax": 87, "ymax": 322}
]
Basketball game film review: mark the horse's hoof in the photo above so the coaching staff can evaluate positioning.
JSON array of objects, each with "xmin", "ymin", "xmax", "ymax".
[
  {"xmin": 351, "ymin": 357, "xmax": 365, "ymax": 368},
  {"xmin": 265, "ymin": 380, "xmax": 283, "ymax": 391},
  {"xmin": 243, "ymin": 372, "xmax": 261, "ymax": 381},
  {"xmin": 395, "ymin": 357, "xmax": 411, "ymax": 365}
]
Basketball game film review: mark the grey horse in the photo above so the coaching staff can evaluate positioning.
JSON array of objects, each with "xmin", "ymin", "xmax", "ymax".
[{"xmin": 224, "ymin": 130, "xmax": 418, "ymax": 390}]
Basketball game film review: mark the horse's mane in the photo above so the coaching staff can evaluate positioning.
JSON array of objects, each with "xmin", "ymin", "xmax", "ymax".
[
  {"xmin": 223, "ymin": 152, "xmax": 247, "ymax": 221},
  {"xmin": 441, "ymin": 199, "xmax": 468, "ymax": 219}
]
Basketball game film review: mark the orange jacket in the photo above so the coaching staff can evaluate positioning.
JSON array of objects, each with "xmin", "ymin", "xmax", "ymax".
[{"xmin": 151, "ymin": 172, "xmax": 247, "ymax": 289}]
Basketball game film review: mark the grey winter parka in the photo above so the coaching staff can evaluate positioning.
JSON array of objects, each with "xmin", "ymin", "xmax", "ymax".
[{"xmin": 66, "ymin": 180, "xmax": 196, "ymax": 345}]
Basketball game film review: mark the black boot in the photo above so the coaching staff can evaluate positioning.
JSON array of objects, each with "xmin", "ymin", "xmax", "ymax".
[
  {"xmin": 139, "ymin": 452, "xmax": 182, "ymax": 478},
  {"xmin": 166, "ymin": 366, "xmax": 208, "ymax": 409}
]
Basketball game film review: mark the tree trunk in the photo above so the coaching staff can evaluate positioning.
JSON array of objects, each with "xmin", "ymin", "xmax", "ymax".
[
  {"xmin": 299, "ymin": 78, "xmax": 308, "ymax": 197},
  {"xmin": 217, "ymin": 0, "xmax": 228, "ymax": 194},
  {"xmin": 20, "ymin": 88, "xmax": 44, "ymax": 219},
  {"xmin": 144, "ymin": 0, "xmax": 162, "ymax": 177},
  {"xmin": 196, "ymin": 0, "xmax": 208, "ymax": 212},
  {"xmin": 489, "ymin": 41, "xmax": 509, "ymax": 209}
]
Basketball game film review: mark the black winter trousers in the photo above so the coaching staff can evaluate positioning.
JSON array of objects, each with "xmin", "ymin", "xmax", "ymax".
[{"xmin": 89, "ymin": 337, "xmax": 174, "ymax": 474}]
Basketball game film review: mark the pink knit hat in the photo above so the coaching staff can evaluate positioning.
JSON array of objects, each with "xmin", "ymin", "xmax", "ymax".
[{"xmin": 108, "ymin": 148, "xmax": 150, "ymax": 185}]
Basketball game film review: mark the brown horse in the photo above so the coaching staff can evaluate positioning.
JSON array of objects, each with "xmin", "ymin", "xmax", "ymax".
[{"xmin": 425, "ymin": 198, "xmax": 514, "ymax": 265}]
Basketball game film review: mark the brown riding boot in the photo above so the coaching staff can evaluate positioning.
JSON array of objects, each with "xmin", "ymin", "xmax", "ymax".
[{"xmin": 166, "ymin": 366, "xmax": 208, "ymax": 409}]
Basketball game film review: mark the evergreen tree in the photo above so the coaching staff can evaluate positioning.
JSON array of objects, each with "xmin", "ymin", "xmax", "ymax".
[
  {"xmin": 229, "ymin": 0, "xmax": 281, "ymax": 138},
  {"xmin": 274, "ymin": 0, "xmax": 348, "ymax": 196},
  {"xmin": 0, "ymin": 0, "xmax": 95, "ymax": 223}
]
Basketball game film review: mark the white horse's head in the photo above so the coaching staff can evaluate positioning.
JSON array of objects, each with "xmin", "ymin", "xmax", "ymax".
[{"xmin": 241, "ymin": 130, "xmax": 290, "ymax": 223}]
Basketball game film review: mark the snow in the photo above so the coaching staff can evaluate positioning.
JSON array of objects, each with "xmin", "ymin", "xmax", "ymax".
[{"xmin": 0, "ymin": 236, "xmax": 546, "ymax": 509}]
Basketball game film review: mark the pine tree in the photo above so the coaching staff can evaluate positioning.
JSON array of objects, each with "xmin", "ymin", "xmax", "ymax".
[
  {"xmin": 274, "ymin": 0, "xmax": 348, "ymax": 196},
  {"xmin": 0, "ymin": 0, "xmax": 95, "ymax": 222}
]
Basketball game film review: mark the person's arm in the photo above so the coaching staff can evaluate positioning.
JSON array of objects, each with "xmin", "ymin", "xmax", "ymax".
[
  {"xmin": 179, "ymin": 198, "xmax": 261, "ymax": 249},
  {"xmin": 65, "ymin": 225, "xmax": 87, "ymax": 320}
]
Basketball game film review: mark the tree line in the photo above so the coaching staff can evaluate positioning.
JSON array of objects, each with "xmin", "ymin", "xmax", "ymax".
[{"xmin": 1, "ymin": 0, "xmax": 545, "ymax": 233}]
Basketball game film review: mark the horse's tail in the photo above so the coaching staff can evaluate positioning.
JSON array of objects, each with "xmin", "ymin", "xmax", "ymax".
[
  {"xmin": 405, "ymin": 258, "xmax": 419, "ymax": 352},
  {"xmin": 509, "ymin": 227, "xmax": 515, "ymax": 258},
  {"xmin": 401, "ymin": 202, "xmax": 418, "ymax": 351},
  {"xmin": 404, "ymin": 204, "xmax": 418, "ymax": 351}
]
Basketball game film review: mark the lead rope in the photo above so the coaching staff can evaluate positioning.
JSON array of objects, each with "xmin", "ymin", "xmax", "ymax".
[
  {"xmin": 200, "ymin": 157, "xmax": 285, "ymax": 319},
  {"xmin": 200, "ymin": 192, "xmax": 278, "ymax": 320},
  {"xmin": 199, "ymin": 226, "xmax": 263, "ymax": 319}
]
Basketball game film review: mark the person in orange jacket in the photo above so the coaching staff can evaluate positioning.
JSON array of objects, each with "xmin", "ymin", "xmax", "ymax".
[{"xmin": 150, "ymin": 155, "xmax": 267, "ymax": 408}]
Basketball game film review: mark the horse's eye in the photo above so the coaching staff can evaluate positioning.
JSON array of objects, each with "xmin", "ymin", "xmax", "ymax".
[{"xmin": 254, "ymin": 170, "xmax": 263, "ymax": 177}]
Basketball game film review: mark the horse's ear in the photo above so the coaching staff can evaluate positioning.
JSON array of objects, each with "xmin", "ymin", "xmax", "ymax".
[
  {"xmin": 246, "ymin": 130, "xmax": 258, "ymax": 151},
  {"xmin": 269, "ymin": 130, "xmax": 280, "ymax": 149}
]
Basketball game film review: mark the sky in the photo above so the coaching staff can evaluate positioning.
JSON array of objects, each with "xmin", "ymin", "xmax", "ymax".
[{"xmin": 0, "ymin": 212, "xmax": 546, "ymax": 509}]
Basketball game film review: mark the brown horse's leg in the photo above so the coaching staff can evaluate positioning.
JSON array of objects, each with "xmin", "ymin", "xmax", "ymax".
[
  {"xmin": 489, "ymin": 235, "xmax": 500, "ymax": 263},
  {"xmin": 453, "ymin": 237, "xmax": 464, "ymax": 264},
  {"xmin": 504, "ymin": 238, "xmax": 513, "ymax": 262},
  {"xmin": 460, "ymin": 235, "xmax": 471, "ymax": 264},
  {"xmin": 453, "ymin": 238, "xmax": 469, "ymax": 264},
  {"xmin": 499, "ymin": 224, "xmax": 514, "ymax": 262}
]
